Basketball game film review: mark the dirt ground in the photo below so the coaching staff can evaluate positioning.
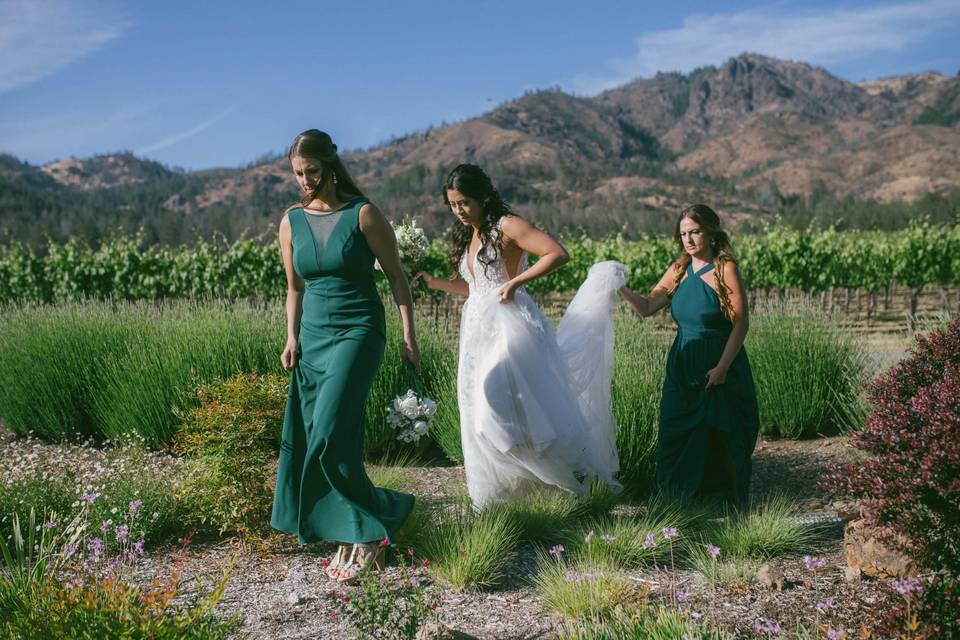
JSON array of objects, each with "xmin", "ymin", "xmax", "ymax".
[{"xmin": 127, "ymin": 435, "xmax": 897, "ymax": 640}]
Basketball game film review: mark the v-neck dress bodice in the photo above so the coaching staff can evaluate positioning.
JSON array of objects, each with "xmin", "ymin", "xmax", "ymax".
[{"xmin": 272, "ymin": 200, "xmax": 414, "ymax": 544}]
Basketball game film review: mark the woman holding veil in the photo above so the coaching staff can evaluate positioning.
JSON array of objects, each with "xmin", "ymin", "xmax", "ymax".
[{"xmin": 417, "ymin": 164, "xmax": 623, "ymax": 508}]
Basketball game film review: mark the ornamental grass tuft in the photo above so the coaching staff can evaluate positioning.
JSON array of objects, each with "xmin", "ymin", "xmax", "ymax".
[{"xmin": 418, "ymin": 505, "xmax": 520, "ymax": 591}]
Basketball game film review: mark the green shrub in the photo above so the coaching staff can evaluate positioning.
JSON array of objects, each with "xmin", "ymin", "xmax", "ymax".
[
  {"xmin": 420, "ymin": 505, "xmax": 520, "ymax": 591},
  {"xmin": 555, "ymin": 605, "xmax": 736, "ymax": 639},
  {"xmin": 328, "ymin": 550, "xmax": 439, "ymax": 640},
  {"xmin": 701, "ymin": 495, "xmax": 817, "ymax": 561},
  {"xmin": 534, "ymin": 552, "xmax": 633, "ymax": 621},
  {"xmin": 687, "ymin": 546, "xmax": 763, "ymax": 587},
  {"xmin": 0, "ymin": 304, "xmax": 133, "ymax": 441},
  {"xmin": 0, "ymin": 562, "xmax": 240, "ymax": 639},
  {"xmin": 611, "ymin": 315, "xmax": 668, "ymax": 492},
  {"xmin": 489, "ymin": 489, "xmax": 580, "ymax": 544},
  {"xmin": 0, "ymin": 301, "xmax": 283, "ymax": 446},
  {"xmin": 173, "ymin": 372, "xmax": 286, "ymax": 539},
  {"xmin": 91, "ymin": 302, "xmax": 283, "ymax": 446},
  {"xmin": 0, "ymin": 437, "xmax": 185, "ymax": 549},
  {"xmin": 563, "ymin": 498, "xmax": 697, "ymax": 570},
  {"xmin": 748, "ymin": 303, "xmax": 868, "ymax": 438}
]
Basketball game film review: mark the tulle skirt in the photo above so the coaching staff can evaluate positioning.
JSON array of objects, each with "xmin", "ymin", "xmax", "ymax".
[{"xmin": 457, "ymin": 261, "xmax": 625, "ymax": 508}]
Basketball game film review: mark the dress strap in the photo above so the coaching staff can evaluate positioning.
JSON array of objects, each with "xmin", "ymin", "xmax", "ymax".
[
  {"xmin": 287, "ymin": 207, "xmax": 309, "ymax": 239},
  {"xmin": 694, "ymin": 262, "xmax": 715, "ymax": 277}
]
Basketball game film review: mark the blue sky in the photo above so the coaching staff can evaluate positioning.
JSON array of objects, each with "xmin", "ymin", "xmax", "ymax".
[{"xmin": 1, "ymin": 0, "xmax": 958, "ymax": 170}]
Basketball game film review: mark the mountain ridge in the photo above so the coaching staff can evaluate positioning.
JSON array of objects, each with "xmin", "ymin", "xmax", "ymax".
[{"xmin": 3, "ymin": 53, "xmax": 958, "ymax": 244}]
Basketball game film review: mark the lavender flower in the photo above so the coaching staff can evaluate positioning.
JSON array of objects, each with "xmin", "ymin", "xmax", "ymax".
[
  {"xmin": 115, "ymin": 524, "xmax": 129, "ymax": 541},
  {"xmin": 661, "ymin": 527, "xmax": 678, "ymax": 540},
  {"xmin": 675, "ymin": 589, "xmax": 691, "ymax": 602},
  {"xmin": 409, "ymin": 576, "xmax": 420, "ymax": 587},
  {"xmin": 128, "ymin": 499, "xmax": 142, "ymax": 520},
  {"xmin": 893, "ymin": 578, "xmax": 923, "ymax": 596},
  {"xmin": 42, "ymin": 520, "xmax": 57, "ymax": 530},
  {"xmin": 87, "ymin": 537, "xmax": 105, "ymax": 558},
  {"xmin": 642, "ymin": 533, "xmax": 657, "ymax": 549},
  {"xmin": 549, "ymin": 544, "xmax": 565, "ymax": 557},
  {"xmin": 752, "ymin": 618, "xmax": 783, "ymax": 635},
  {"xmin": 816, "ymin": 597, "xmax": 835, "ymax": 613},
  {"xmin": 600, "ymin": 534, "xmax": 616, "ymax": 543},
  {"xmin": 706, "ymin": 544, "xmax": 721, "ymax": 558},
  {"xmin": 80, "ymin": 491, "xmax": 99, "ymax": 503},
  {"xmin": 826, "ymin": 627, "xmax": 846, "ymax": 640},
  {"xmin": 803, "ymin": 555, "xmax": 827, "ymax": 570}
]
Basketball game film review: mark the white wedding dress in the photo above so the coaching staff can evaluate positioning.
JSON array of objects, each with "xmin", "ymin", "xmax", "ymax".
[{"xmin": 457, "ymin": 222, "xmax": 626, "ymax": 508}]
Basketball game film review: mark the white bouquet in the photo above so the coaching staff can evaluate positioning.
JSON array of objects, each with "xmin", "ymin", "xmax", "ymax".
[
  {"xmin": 375, "ymin": 218, "xmax": 429, "ymax": 274},
  {"xmin": 386, "ymin": 388, "xmax": 438, "ymax": 444}
]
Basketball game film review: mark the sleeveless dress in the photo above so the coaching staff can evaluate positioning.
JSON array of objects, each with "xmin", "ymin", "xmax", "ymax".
[
  {"xmin": 271, "ymin": 200, "xmax": 414, "ymax": 544},
  {"xmin": 657, "ymin": 261, "xmax": 759, "ymax": 506},
  {"xmin": 456, "ymin": 218, "xmax": 625, "ymax": 508}
]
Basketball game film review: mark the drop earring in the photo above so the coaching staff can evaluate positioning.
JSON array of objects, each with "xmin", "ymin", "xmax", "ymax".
[{"xmin": 332, "ymin": 173, "xmax": 339, "ymax": 185}]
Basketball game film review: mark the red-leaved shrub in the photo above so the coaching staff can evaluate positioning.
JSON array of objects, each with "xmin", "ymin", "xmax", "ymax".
[
  {"xmin": 823, "ymin": 318, "xmax": 960, "ymax": 637},
  {"xmin": 825, "ymin": 318, "xmax": 960, "ymax": 571}
]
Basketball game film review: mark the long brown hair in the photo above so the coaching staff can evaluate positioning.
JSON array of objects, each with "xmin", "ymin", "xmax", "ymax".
[
  {"xmin": 442, "ymin": 164, "xmax": 514, "ymax": 278},
  {"xmin": 287, "ymin": 129, "xmax": 364, "ymax": 207},
  {"xmin": 668, "ymin": 204, "xmax": 738, "ymax": 322}
]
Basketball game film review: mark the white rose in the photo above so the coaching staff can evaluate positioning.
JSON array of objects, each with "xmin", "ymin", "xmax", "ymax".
[
  {"xmin": 398, "ymin": 392, "xmax": 420, "ymax": 419},
  {"xmin": 420, "ymin": 398, "xmax": 438, "ymax": 418},
  {"xmin": 413, "ymin": 421, "xmax": 428, "ymax": 436}
]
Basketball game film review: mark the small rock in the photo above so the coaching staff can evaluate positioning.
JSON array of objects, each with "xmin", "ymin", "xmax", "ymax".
[
  {"xmin": 844, "ymin": 519, "xmax": 916, "ymax": 578},
  {"xmin": 845, "ymin": 566, "xmax": 862, "ymax": 583},
  {"xmin": 285, "ymin": 592, "xmax": 304, "ymax": 606},
  {"xmin": 756, "ymin": 563, "xmax": 785, "ymax": 591}
]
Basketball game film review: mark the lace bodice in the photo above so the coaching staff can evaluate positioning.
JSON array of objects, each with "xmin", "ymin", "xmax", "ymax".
[{"xmin": 458, "ymin": 224, "xmax": 527, "ymax": 295}]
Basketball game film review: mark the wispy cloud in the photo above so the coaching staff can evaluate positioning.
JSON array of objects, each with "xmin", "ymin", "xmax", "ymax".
[
  {"xmin": 134, "ymin": 106, "xmax": 238, "ymax": 155},
  {"xmin": 570, "ymin": 0, "xmax": 960, "ymax": 94},
  {"xmin": 0, "ymin": 0, "xmax": 133, "ymax": 93}
]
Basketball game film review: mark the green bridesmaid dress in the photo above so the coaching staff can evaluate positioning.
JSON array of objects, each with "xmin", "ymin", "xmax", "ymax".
[
  {"xmin": 657, "ymin": 261, "xmax": 759, "ymax": 507},
  {"xmin": 271, "ymin": 199, "xmax": 414, "ymax": 544}
]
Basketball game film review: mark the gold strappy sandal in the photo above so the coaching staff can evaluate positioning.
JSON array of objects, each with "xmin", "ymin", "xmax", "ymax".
[
  {"xmin": 335, "ymin": 543, "xmax": 386, "ymax": 584},
  {"xmin": 324, "ymin": 544, "xmax": 350, "ymax": 580}
]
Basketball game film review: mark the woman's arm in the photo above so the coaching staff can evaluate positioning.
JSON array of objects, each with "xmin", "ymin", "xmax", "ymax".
[
  {"xmin": 279, "ymin": 214, "xmax": 305, "ymax": 371},
  {"xmin": 706, "ymin": 260, "xmax": 749, "ymax": 388},
  {"xmin": 415, "ymin": 272, "xmax": 470, "ymax": 297},
  {"xmin": 359, "ymin": 204, "xmax": 421, "ymax": 372},
  {"xmin": 497, "ymin": 215, "xmax": 569, "ymax": 303},
  {"xmin": 619, "ymin": 265, "xmax": 674, "ymax": 317}
]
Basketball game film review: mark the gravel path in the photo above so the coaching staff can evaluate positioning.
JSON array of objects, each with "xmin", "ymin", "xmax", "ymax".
[{"xmin": 125, "ymin": 436, "xmax": 894, "ymax": 639}]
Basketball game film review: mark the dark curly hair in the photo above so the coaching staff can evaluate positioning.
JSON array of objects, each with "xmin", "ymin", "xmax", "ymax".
[
  {"xmin": 667, "ymin": 204, "xmax": 738, "ymax": 322},
  {"xmin": 443, "ymin": 164, "xmax": 515, "ymax": 278}
]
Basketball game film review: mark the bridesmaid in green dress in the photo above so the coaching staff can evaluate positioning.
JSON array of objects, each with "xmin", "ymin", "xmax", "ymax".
[
  {"xmin": 619, "ymin": 204, "xmax": 759, "ymax": 508},
  {"xmin": 271, "ymin": 130, "xmax": 419, "ymax": 582}
]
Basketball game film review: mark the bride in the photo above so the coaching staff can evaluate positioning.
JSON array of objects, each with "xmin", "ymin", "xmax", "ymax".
[{"xmin": 416, "ymin": 164, "xmax": 625, "ymax": 508}]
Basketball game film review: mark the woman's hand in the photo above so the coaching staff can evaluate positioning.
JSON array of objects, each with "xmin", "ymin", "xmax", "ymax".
[
  {"xmin": 497, "ymin": 280, "xmax": 519, "ymax": 304},
  {"xmin": 403, "ymin": 337, "xmax": 421, "ymax": 374},
  {"xmin": 281, "ymin": 337, "xmax": 298, "ymax": 371},
  {"xmin": 705, "ymin": 364, "xmax": 728, "ymax": 388},
  {"xmin": 414, "ymin": 271, "xmax": 435, "ymax": 289}
]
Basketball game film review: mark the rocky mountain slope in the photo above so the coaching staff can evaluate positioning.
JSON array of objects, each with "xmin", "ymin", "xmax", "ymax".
[{"xmin": 3, "ymin": 54, "xmax": 958, "ymax": 243}]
